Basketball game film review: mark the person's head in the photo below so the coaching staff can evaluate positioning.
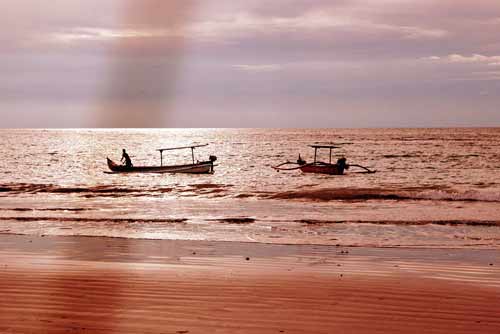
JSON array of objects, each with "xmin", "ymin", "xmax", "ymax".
[{"xmin": 122, "ymin": 149, "xmax": 126, "ymax": 153}]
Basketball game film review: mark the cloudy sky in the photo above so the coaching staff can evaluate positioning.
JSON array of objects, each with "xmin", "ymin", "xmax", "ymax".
[{"xmin": 1, "ymin": 0, "xmax": 499, "ymax": 127}]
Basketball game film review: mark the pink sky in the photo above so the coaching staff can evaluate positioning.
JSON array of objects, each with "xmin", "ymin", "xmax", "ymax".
[{"xmin": 1, "ymin": 0, "xmax": 500, "ymax": 127}]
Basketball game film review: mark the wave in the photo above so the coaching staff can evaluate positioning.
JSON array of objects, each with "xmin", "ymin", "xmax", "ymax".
[
  {"xmin": 267, "ymin": 187, "xmax": 500, "ymax": 203},
  {"xmin": 382, "ymin": 154, "xmax": 419, "ymax": 158},
  {"xmin": 296, "ymin": 219, "xmax": 500, "ymax": 226},
  {"xmin": 208, "ymin": 217, "xmax": 256, "ymax": 224},
  {"xmin": 0, "ymin": 183, "xmax": 231, "ymax": 198},
  {"xmin": 1, "ymin": 208, "xmax": 90, "ymax": 212},
  {"xmin": 1, "ymin": 183, "xmax": 499, "ymax": 203},
  {"xmin": 0, "ymin": 183, "xmax": 151, "ymax": 196},
  {"xmin": 1, "ymin": 215, "xmax": 498, "ymax": 227},
  {"xmin": 414, "ymin": 189, "xmax": 500, "ymax": 202},
  {"xmin": 0, "ymin": 216, "xmax": 187, "ymax": 223}
]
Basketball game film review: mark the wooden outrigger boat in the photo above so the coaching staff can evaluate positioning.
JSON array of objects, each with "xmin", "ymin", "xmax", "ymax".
[
  {"xmin": 107, "ymin": 144, "xmax": 217, "ymax": 174},
  {"xmin": 272, "ymin": 143, "xmax": 375, "ymax": 175}
]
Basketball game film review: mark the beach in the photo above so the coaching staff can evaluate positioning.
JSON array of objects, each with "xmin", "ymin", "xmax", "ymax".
[
  {"xmin": 1, "ymin": 128, "xmax": 499, "ymax": 332},
  {"xmin": 1, "ymin": 234, "xmax": 499, "ymax": 333}
]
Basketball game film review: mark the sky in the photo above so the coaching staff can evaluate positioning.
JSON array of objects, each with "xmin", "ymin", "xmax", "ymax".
[{"xmin": 1, "ymin": 0, "xmax": 500, "ymax": 127}]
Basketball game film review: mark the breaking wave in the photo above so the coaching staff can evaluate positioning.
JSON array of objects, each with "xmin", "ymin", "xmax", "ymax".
[
  {"xmin": 1, "ymin": 183, "xmax": 499, "ymax": 203},
  {"xmin": 266, "ymin": 187, "xmax": 500, "ymax": 203},
  {"xmin": 296, "ymin": 219, "xmax": 500, "ymax": 226},
  {"xmin": 0, "ymin": 216, "xmax": 187, "ymax": 223},
  {"xmin": 0, "ymin": 183, "xmax": 232, "ymax": 198}
]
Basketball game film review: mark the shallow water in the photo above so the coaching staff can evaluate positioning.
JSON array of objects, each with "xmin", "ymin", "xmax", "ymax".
[{"xmin": 0, "ymin": 128, "xmax": 499, "ymax": 248}]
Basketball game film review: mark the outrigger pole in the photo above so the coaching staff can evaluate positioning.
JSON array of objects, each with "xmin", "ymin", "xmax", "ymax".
[{"xmin": 157, "ymin": 144, "xmax": 209, "ymax": 166}]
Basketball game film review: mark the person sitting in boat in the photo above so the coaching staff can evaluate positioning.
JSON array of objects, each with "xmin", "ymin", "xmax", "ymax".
[{"xmin": 121, "ymin": 149, "xmax": 133, "ymax": 168}]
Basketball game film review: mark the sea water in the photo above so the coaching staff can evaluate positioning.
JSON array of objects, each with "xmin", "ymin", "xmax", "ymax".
[{"xmin": 0, "ymin": 128, "xmax": 499, "ymax": 248}]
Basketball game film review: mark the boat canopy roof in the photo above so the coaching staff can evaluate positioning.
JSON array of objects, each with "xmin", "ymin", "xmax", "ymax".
[
  {"xmin": 309, "ymin": 145, "xmax": 339, "ymax": 149},
  {"xmin": 157, "ymin": 144, "xmax": 208, "ymax": 152},
  {"xmin": 309, "ymin": 142, "xmax": 353, "ymax": 149}
]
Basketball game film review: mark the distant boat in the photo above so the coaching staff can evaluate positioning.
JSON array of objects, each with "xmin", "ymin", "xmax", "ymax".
[
  {"xmin": 107, "ymin": 144, "xmax": 217, "ymax": 174},
  {"xmin": 272, "ymin": 143, "xmax": 375, "ymax": 175}
]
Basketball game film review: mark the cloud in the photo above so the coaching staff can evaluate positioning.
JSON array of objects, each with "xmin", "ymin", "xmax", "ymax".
[
  {"xmin": 447, "ymin": 54, "xmax": 500, "ymax": 64},
  {"xmin": 44, "ymin": 10, "xmax": 448, "ymax": 46},
  {"xmin": 232, "ymin": 64, "xmax": 283, "ymax": 72},
  {"xmin": 48, "ymin": 28, "xmax": 171, "ymax": 43},
  {"xmin": 425, "ymin": 54, "xmax": 500, "ymax": 66}
]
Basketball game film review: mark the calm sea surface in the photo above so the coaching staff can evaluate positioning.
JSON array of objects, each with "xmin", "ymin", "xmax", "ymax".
[{"xmin": 1, "ymin": 128, "xmax": 499, "ymax": 248}]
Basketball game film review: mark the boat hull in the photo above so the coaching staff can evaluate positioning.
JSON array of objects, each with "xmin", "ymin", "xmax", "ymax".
[
  {"xmin": 107, "ymin": 158, "xmax": 213, "ymax": 174},
  {"xmin": 299, "ymin": 164, "xmax": 344, "ymax": 175}
]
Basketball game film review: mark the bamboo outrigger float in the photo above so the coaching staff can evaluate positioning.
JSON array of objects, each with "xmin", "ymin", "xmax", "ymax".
[
  {"xmin": 107, "ymin": 144, "xmax": 217, "ymax": 174},
  {"xmin": 272, "ymin": 143, "xmax": 375, "ymax": 175}
]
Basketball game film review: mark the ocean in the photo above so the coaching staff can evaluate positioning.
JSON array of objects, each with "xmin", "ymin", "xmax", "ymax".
[{"xmin": 1, "ymin": 128, "xmax": 499, "ymax": 248}]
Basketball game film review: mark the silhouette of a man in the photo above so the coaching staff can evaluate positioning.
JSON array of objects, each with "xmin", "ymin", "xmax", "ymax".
[{"xmin": 121, "ymin": 149, "xmax": 133, "ymax": 168}]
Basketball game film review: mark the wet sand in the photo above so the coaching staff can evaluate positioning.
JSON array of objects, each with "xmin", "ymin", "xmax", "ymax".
[{"xmin": 0, "ymin": 235, "xmax": 499, "ymax": 333}]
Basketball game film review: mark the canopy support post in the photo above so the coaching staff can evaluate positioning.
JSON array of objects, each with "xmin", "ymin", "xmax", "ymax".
[
  {"xmin": 314, "ymin": 148, "xmax": 317, "ymax": 163},
  {"xmin": 329, "ymin": 148, "xmax": 332, "ymax": 164},
  {"xmin": 160, "ymin": 150, "xmax": 163, "ymax": 166},
  {"xmin": 191, "ymin": 148, "xmax": 195, "ymax": 164}
]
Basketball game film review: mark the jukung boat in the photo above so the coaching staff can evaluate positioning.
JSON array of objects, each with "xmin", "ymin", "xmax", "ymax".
[
  {"xmin": 272, "ymin": 143, "xmax": 375, "ymax": 175},
  {"xmin": 107, "ymin": 144, "xmax": 217, "ymax": 174}
]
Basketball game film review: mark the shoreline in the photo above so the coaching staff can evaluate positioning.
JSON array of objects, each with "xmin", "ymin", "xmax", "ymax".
[
  {"xmin": 1, "ymin": 234, "xmax": 499, "ymax": 333},
  {"xmin": 0, "ymin": 231, "xmax": 499, "ymax": 250},
  {"xmin": 1, "ymin": 226, "xmax": 499, "ymax": 249}
]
